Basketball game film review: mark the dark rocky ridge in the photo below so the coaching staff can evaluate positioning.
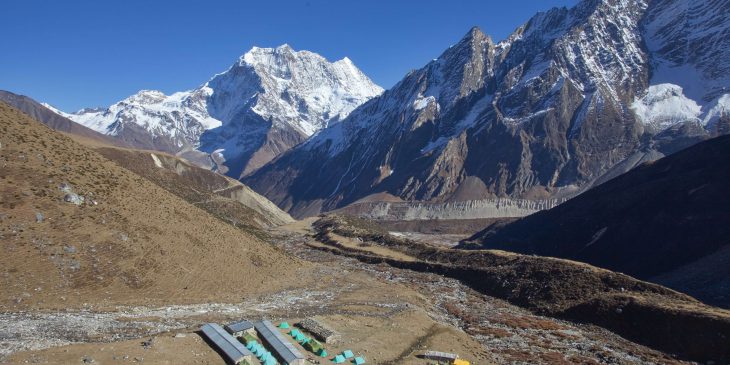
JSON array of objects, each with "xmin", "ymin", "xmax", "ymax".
[{"xmin": 464, "ymin": 135, "xmax": 730, "ymax": 308}]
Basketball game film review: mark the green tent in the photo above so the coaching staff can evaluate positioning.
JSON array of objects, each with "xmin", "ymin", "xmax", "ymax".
[
  {"xmin": 278, "ymin": 322, "xmax": 290, "ymax": 329},
  {"xmin": 242, "ymin": 333, "xmax": 258, "ymax": 345},
  {"xmin": 319, "ymin": 349, "xmax": 328, "ymax": 358},
  {"xmin": 293, "ymin": 332, "xmax": 307, "ymax": 342},
  {"xmin": 304, "ymin": 338, "xmax": 323, "ymax": 353},
  {"xmin": 343, "ymin": 350, "xmax": 355, "ymax": 359},
  {"xmin": 353, "ymin": 356, "xmax": 366, "ymax": 365},
  {"xmin": 333, "ymin": 355, "xmax": 346, "ymax": 364},
  {"xmin": 261, "ymin": 352, "xmax": 275, "ymax": 363}
]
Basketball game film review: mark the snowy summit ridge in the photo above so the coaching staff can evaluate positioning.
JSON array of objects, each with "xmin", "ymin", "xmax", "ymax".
[
  {"xmin": 216, "ymin": 43, "xmax": 383, "ymax": 136},
  {"xmin": 55, "ymin": 44, "xmax": 383, "ymax": 178}
]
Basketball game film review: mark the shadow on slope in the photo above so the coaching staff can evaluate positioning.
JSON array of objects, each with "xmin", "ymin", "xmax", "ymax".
[{"xmin": 464, "ymin": 135, "xmax": 730, "ymax": 308}]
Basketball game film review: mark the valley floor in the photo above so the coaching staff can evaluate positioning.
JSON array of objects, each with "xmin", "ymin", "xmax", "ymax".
[{"xmin": 2, "ymin": 219, "xmax": 689, "ymax": 365}]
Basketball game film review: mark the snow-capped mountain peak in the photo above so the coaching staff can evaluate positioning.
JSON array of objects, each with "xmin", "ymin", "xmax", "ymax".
[
  {"xmin": 215, "ymin": 44, "xmax": 383, "ymax": 136},
  {"xmin": 125, "ymin": 89, "xmax": 166, "ymax": 104},
  {"xmin": 52, "ymin": 44, "xmax": 382, "ymax": 178}
]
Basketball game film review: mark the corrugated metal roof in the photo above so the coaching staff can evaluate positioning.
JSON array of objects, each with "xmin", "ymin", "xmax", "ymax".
[
  {"xmin": 201, "ymin": 323, "xmax": 253, "ymax": 364},
  {"xmin": 225, "ymin": 320, "xmax": 254, "ymax": 334},
  {"xmin": 254, "ymin": 320, "xmax": 305, "ymax": 364},
  {"xmin": 424, "ymin": 350, "xmax": 458, "ymax": 360}
]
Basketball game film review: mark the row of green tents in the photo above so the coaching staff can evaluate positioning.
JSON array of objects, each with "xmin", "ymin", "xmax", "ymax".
[
  {"xmin": 278, "ymin": 322, "xmax": 365, "ymax": 364},
  {"xmin": 285, "ymin": 325, "xmax": 328, "ymax": 357},
  {"xmin": 245, "ymin": 340, "xmax": 277, "ymax": 365}
]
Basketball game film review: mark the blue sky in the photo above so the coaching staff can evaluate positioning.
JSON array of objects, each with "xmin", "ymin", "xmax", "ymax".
[{"xmin": 1, "ymin": 0, "xmax": 577, "ymax": 112}]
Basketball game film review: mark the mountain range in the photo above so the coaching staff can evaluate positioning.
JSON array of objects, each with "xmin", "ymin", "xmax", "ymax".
[
  {"xmin": 22, "ymin": 0, "xmax": 730, "ymax": 288},
  {"xmin": 5, "ymin": 97, "xmax": 730, "ymax": 365},
  {"xmin": 48, "ymin": 45, "xmax": 382, "ymax": 179},
  {"xmin": 4, "ymin": 0, "xmax": 730, "ymax": 362},
  {"xmin": 39, "ymin": 0, "xmax": 730, "ymax": 219},
  {"xmin": 244, "ymin": 0, "xmax": 730, "ymax": 218}
]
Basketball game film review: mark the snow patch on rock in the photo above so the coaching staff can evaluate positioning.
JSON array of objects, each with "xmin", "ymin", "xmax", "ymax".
[
  {"xmin": 150, "ymin": 154, "xmax": 163, "ymax": 168},
  {"xmin": 632, "ymin": 84, "xmax": 702, "ymax": 129},
  {"xmin": 632, "ymin": 84, "xmax": 730, "ymax": 131},
  {"xmin": 703, "ymin": 94, "xmax": 730, "ymax": 128},
  {"xmin": 413, "ymin": 95, "xmax": 436, "ymax": 111}
]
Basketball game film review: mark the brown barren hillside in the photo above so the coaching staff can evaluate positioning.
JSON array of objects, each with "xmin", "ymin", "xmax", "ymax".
[
  {"xmin": 0, "ymin": 91, "xmax": 293, "ymax": 229},
  {"xmin": 0, "ymin": 90, "xmax": 128, "ymax": 148},
  {"xmin": 0, "ymin": 102, "xmax": 302, "ymax": 310},
  {"xmin": 93, "ymin": 147, "xmax": 294, "ymax": 229}
]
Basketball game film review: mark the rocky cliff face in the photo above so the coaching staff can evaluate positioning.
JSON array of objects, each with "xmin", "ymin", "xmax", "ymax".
[
  {"xmin": 53, "ymin": 45, "xmax": 383, "ymax": 179},
  {"xmin": 246, "ymin": 0, "xmax": 730, "ymax": 218}
]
